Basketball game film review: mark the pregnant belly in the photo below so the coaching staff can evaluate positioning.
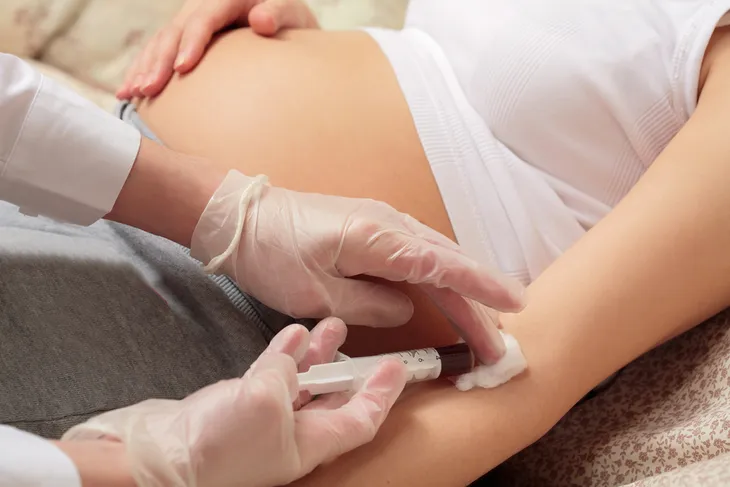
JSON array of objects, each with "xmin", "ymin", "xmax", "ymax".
[{"xmin": 138, "ymin": 28, "xmax": 462, "ymax": 356}]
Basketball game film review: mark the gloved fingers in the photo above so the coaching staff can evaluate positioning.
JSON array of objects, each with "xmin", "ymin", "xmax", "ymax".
[
  {"xmin": 247, "ymin": 324, "xmax": 309, "ymax": 380},
  {"xmin": 342, "ymin": 228, "xmax": 524, "ymax": 313},
  {"xmin": 249, "ymin": 0, "xmax": 320, "ymax": 36},
  {"xmin": 246, "ymin": 352, "xmax": 300, "ymax": 408},
  {"xmin": 420, "ymin": 284, "xmax": 505, "ymax": 364},
  {"xmin": 297, "ymin": 317, "xmax": 347, "ymax": 372},
  {"xmin": 295, "ymin": 317, "xmax": 348, "ymax": 407},
  {"xmin": 394, "ymin": 240, "xmax": 523, "ymax": 312},
  {"xmin": 400, "ymin": 212, "xmax": 464, "ymax": 252},
  {"xmin": 300, "ymin": 390, "xmax": 351, "ymax": 411},
  {"xmin": 326, "ymin": 278, "xmax": 414, "ymax": 327},
  {"xmin": 296, "ymin": 358, "xmax": 407, "ymax": 468}
]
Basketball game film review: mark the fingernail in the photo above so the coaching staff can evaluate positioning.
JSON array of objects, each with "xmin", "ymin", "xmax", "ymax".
[
  {"xmin": 477, "ymin": 332, "xmax": 506, "ymax": 364},
  {"xmin": 174, "ymin": 54, "xmax": 186, "ymax": 70},
  {"xmin": 322, "ymin": 317, "xmax": 347, "ymax": 349},
  {"xmin": 132, "ymin": 75, "xmax": 144, "ymax": 93},
  {"xmin": 269, "ymin": 324, "xmax": 300, "ymax": 353},
  {"xmin": 269, "ymin": 324, "xmax": 309, "ymax": 362},
  {"xmin": 367, "ymin": 358, "xmax": 408, "ymax": 399},
  {"xmin": 505, "ymin": 280, "xmax": 527, "ymax": 312}
]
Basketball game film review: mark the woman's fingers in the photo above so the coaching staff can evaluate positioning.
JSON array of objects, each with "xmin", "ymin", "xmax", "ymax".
[
  {"xmin": 129, "ymin": 38, "xmax": 160, "ymax": 98},
  {"xmin": 249, "ymin": 0, "xmax": 320, "ymax": 36},
  {"xmin": 119, "ymin": 0, "xmax": 319, "ymax": 99},
  {"xmin": 175, "ymin": 1, "xmax": 248, "ymax": 73},
  {"xmin": 139, "ymin": 26, "xmax": 184, "ymax": 98},
  {"xmin": 117, "ymin": 39, "xmax": 151, "ymax": 99}
]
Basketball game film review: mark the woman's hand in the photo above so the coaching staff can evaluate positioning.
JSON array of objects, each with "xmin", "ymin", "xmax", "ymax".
[
  {"xmin": 191, "ymin": 170, "xmax": 526, "ymax": 364},
  {"xmin": 117, "ymin": 0, "xmax": 319, "ymax": 100},
  {"xmin": 62, "ymin": 319, "xmax": 408, "ymax": 487}
]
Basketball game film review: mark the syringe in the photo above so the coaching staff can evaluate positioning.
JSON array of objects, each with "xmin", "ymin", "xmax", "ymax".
[{"xmin": 297, "ymin": 343, "xmax": 475, "ymax": 395}]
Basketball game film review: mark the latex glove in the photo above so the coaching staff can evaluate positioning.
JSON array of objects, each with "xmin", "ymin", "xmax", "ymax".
[
  {"xmin": 118, "ymin": 0, "xmax": 318, "ymax": 100},
  {"xmin": 191, "ymin": 170, "xmax": 525, "ymax": 363},
  {"xmin": 62, "ymin": 318, "xmax": 407, "ymax": 487}
]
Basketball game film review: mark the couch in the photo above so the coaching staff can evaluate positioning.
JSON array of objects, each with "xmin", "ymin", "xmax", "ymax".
[{"xmin": 3, "ymin": 1, "xmax": 730, "ymax": 486}]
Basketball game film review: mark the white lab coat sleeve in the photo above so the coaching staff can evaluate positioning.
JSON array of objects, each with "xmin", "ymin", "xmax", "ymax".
[
  {"xmin": 0, "ymin": 425, "xmax": 81, "ymax": 487},
  {"xmin": 0, "ymin": 53, "xmax": 141, "ymax": 225}
]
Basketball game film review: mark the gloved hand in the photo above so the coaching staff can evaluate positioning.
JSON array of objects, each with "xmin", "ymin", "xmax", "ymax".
[
  {"xmin": 63, "ymin": 318, "xmax": 407, "ymax": 487},
  {"xmin": 118, "ymin": 0, "xmax": 318, "ymax": 100},
  {"xmin": 191, "ymin": 170, "xmax": 525, "ymax": 363}
]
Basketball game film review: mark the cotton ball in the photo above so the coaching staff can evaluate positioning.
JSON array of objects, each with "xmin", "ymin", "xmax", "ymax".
[{"xmin": 454, "ymin": 333, "xmax": 527, "ymax": 391}]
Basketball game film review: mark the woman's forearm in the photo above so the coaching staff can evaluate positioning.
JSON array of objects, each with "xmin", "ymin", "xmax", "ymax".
[
  {"xmin": 292, "ymin": 344, "xmax": 577, "ymax": 486},
  {"xmin": 291, "ymin": 304, "xmax": 603, "ymax": 486},
  {"xmin": 293, "ymin": 57, "xmax": 730, "ymax": 487}
]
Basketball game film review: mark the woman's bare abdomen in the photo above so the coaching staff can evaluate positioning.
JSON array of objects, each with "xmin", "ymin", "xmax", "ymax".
[{"xmin": 138, "ymin": 28, "xmax": 460, "ymax": 356}]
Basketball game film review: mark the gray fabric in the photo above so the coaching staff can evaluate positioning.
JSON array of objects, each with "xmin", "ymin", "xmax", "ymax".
[
  {"xmin": 0, "ymin": 203, "xmax": 283, "ymax": 438},
  {"xmin": 116, "ymin": 100, "xmax": 302, "ymax": 338}
]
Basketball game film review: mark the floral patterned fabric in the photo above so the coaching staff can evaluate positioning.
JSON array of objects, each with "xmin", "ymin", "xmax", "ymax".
[
  {"xmin": 492, "ymin": 310, "xmax": 730, "ymax": 486},
  {"xmin": 627, "ymin": 452, "xmax": 730, "ymax": 486}
]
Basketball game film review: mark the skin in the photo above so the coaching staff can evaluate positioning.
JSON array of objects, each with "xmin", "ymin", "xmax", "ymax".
[
  {"xmin": 133, "ymin": 25, "xmax": 730, "ymax": 486},
  {"xmin": 107, "ymin": 137, "xmax": 225, "ymax": 247},
  {"xmin": 137, "ymin": 28, "xmax": 463, "ymax": 357}
]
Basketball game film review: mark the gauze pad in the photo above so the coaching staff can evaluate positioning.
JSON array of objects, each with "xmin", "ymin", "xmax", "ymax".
[{"xmin": 453, "ymin": 333, "xmax": 526, "ymax": 391}]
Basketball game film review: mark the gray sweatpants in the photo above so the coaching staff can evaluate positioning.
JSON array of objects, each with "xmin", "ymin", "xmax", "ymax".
[{"xmin": 0, "ymin": 105, "xmax": 295, "ymax": 439}]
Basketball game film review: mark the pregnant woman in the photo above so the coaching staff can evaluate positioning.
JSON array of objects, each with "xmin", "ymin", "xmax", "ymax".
[{"xmin": 119, "ymin": 0, "xmax": 730, "ymax": 484}]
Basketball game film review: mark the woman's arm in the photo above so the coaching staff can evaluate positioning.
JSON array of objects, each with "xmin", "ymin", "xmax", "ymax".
[{"xmin": 291, "ymin": 30, "xmax": 730, "ymax": 487}]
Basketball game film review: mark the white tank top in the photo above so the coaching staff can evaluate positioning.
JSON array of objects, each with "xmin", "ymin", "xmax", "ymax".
[{"xmin": 402, "ymin": 0, "xmax": 730, "ymax": 281}]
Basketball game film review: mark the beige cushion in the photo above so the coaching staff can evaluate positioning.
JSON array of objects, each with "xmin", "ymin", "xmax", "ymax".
[
  {"xmin": 0, "ymin": 0, "xmax": 86, "ymax": 58},
  {"xmin": 41, "ymin": 0, "xmax": 186, "ymax": 93},
  {"xmin": 39, "ymin": 0, "xmax": 408, "ymax": 93},
  {"xmin": 308, "ymin": 0, "xmax": 408, "ymax": 30}
]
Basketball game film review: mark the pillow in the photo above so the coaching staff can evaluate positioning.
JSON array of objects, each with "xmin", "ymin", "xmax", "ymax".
[
  {"xmin": 0, "ymin": 0, "xmax": 85, "ymax": 58},
  {"xmin": 40, "ymin": 0, "xmax": 409, "ymax": 93},
  {"xmin": 41, "ymin": 0, "xmax": 185, "ymax": 92},
  {"xmin": 308, "ymin": 0, "xmax": 409, "ymax": 30}
]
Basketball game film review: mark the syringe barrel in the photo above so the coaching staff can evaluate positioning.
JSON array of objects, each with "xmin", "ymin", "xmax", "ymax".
[
  {"xmin": 350, "ymin": 343, "xmax": 474, "ymax": 387},
  {"xmin": 298, "ymin": 344, "xmax": 476, "ymax": 395},
  {"xmin": 435, "ymin": 343, "xmax": 475, "ymax": 376}
]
